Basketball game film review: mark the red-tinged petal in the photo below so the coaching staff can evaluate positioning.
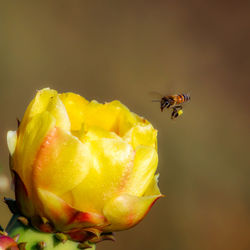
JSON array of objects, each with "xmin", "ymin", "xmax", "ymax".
[
  {"xmin": 67, "ymin": 228, "xmax": 102, "ymax": 242},
  {"xmin": 66, "ymin": 230, "xmax": 94, "ymax": 242},
  {"xmin": 103, "ymin": 193, "xmax": 163, "ymax": 232},
  {"xmin": 13, "ymin": 112, "xmax": 56, "ymax": 194},
  {"xmin": 36, "ymin": 188, "xmax": 107, "ymax": 232},
  {"xmin": 13, "ymin": 90, "xmax": 70, "ymax": 194},
  {"xmin": 13, "ymin": 171, "xmax": 35, "ymax": 218},
  {"xmin": 32, "ymin": 127, "xmax": 91, "ymax": 196},
  {"xmin": 0, "ymin": 235, "xmax": 19, "ymax": 250},
  {"xmin": 69, "ymin": 210, "xmax": 107, "ymax": 230}
]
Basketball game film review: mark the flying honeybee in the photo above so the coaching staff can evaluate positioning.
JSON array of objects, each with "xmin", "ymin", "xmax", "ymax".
[{"xmin": 152, "ymin": 93, "xmax": 191, "ymax": 119}]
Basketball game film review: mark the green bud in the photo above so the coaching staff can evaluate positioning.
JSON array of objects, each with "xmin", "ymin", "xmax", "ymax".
[{"xmin": 6, "ymin": 215, "xmax": 96, "ymax": 250}]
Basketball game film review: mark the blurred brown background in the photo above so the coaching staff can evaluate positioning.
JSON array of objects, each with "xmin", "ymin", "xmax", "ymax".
[{"xmin": 0, "ymin": 1, "xmax": 250, "ymax": 250}]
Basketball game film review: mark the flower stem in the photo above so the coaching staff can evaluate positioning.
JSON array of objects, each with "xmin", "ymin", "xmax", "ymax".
[{"xmin": 6, "ymin": 215, "xmax": 96, "ymax": 250}]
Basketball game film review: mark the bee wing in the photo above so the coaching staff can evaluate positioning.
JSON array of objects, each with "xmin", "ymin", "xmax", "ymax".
[
  {"xmin": 187, "ymin": 91, "xmax": 191, "ymax": 101},
  {"xmin": 149, "ymin": 91, "xmax": 162, "ymax": 102}
]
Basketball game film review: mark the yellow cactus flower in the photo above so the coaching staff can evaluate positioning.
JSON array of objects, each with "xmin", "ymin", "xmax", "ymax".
[{"xmin": 7, "ymin": 88, "xmax": 163, "ymax": 243}]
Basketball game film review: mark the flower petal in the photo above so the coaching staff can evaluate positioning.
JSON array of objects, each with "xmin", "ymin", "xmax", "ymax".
[
  {"xmin": 45, "ymin": 94, "xmax": 71, "ymax": 131},
  {"xmin": 82, "ymin": 101, "xmax": 121, "ymax": 134},
  {"xmin": 33, "ymin": 127, "xmax": 91, "ymax": 196},
  {"xmin": 125, "ymin": 146, "xmax": 158, "ymax": 197},
  {"xmin": 103, "ymin": 193, "xmax": 162, "ymax": 231},
  {"xmin": 81, "ymin": 126, "xmax": 121, "ymax": 142},
  {"xmin": 67, "ymin": 138, "xmax": 134, "ymax": 213},
  {"xmin": 59, "ymin": 92, "xmax": 89, "ymax": 131},
  {"xmin": 13, "ymin": 111, "xmax": 56, "ymax": 194},
  {"xmin": 19, "ymin": 88, "xmax": 56, "ymax": 132},
  {"xmin": 143, "ymin": 174, "xmax": 162, "ymax": 196},
  {"xmin": 106, "ymin": 101, "xmax": 138, "ymax": 137},
  {"xmin": 36, "ymin": 188, "xmax": 107, "ymax": 231},
  {"xmin": 7, "ymin": 131, "xmax": 17, "ymax": 156},
  {"xmin": 25, "ymin": 88, "xmax": 58, "ymax": 117},
  {"xmin": 71, "ymin": 100, "xmax": 139, "ymax": 137},
  {"xmin": 19, "ymin": 88, "xmax": 70, "ymax": 132},
  {"xmin": 124, "ymin": 123, "xmax": 157, "ymax": 149},
  {"xmin": 14, "ymin": 171, "xmax": 35, "ymax": 218}
]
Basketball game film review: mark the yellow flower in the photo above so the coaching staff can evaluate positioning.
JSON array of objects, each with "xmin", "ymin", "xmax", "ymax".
[{"xmin": 7, "ymin": 88, "xmax": 162, "ymax": 242}]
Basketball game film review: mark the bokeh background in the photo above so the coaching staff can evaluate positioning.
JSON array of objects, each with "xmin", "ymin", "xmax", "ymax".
[{"xmin": 0, "ymin": 1, "xmax": 250, "ymax": 250}]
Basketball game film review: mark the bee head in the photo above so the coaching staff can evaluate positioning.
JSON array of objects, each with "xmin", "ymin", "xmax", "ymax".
[{"xmin": 160, "ymin": 97, "xmax": 169, "ymax": 111}]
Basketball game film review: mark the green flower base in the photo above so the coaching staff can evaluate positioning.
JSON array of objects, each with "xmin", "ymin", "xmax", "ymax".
[{"xmin": 6, "ymin": 215, "xmax": 96, "ymax": 250}]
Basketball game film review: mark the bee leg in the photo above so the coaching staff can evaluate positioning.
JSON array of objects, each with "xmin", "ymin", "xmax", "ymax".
[
  {"xmin": 174, "ymin": 105, "xmax": 183, "ymax": 109},
  {"xmin": 171, "ymin": 106, "xmax": 183, "ymax": 119},
  {"xmin": 171, "ymin": 108, "xmax": 178, "ymax": 119}
]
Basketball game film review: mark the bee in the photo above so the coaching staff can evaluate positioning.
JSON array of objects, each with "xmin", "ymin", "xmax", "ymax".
[{"xmin": 153, "ymin": 93, "xmax": 190, "ymax": 119}]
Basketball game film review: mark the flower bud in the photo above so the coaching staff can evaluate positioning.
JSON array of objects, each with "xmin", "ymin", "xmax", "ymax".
[
  {"xmin": 7, "ymin": 88, "xmax": 163, "ymax": 243},
  {"xmin": 0, "ymin": 235, "xmax": 19, "ymax": 250}
]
